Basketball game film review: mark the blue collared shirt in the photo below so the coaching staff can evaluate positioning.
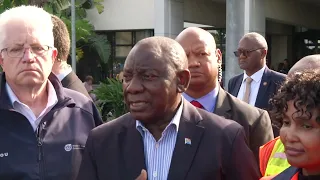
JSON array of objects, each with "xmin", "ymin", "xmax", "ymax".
[
  {"xmin": 182, "ymin": 87, "xmax": 219, "ymax": 112},
  {"xmin": 136, "ymin": 101, "xmax": 183, "ymax": 180}
]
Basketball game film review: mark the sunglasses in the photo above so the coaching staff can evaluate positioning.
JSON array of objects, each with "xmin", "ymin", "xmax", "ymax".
[{"xmin": 234, "ymin": 48, "xmax": 265, "ymax": 57}]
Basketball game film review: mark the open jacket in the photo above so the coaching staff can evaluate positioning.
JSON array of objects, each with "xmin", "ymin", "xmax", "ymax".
[{"xmin": 0, "ymin": 73, "xmax": 102, "ymax": 180}]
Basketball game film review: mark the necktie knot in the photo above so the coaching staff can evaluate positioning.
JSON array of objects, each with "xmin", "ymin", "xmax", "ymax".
[
  {"xmin": 191, "ymin": 100, "xmax": 204, "ymax": 109},
  {"xmin": 246, "ymin": 77, "xmax": 253, "ymax": 84}
]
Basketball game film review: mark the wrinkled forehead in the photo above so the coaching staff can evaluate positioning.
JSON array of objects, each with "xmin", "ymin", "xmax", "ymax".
[
  {"xmin": 179, "ymin": 33, "xmax": 214, "ymax": 50},
  {"xmin": 124, "ymin": 45, "xmax": 169, "ymax": 72},
  {"xmin": 2, "ymin": 20, "xmax": 53, "ymax": 47}
]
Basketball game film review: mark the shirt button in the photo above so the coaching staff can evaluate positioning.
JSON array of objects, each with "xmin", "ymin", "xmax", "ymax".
[
  {"xmin": 153, "ymin": 171, "xmax": 157, "ymax": 177},
  {"xmin": 155, "ymin": 143, "xmax": 159, "ymax": 148}
]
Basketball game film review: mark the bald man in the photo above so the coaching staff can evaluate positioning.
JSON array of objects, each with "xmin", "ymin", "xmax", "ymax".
[
  {"xmin": 176, "ymin": 27, "xmax": 273, "ymax": 164},
  {"xmin": 288, "ymin": 54, "xmax": 320, "ymax": 76},
  {"xmin": 77, "ymin": 36, "xmax": 260, "ymax": 180},
  {"xmin": 228, "ymin": 32, "xmax": 286, "ymax": 136}
]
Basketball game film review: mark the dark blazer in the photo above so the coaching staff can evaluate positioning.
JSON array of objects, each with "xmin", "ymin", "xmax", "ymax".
[
  {"xmin": 214, "ymin": 88, "xmax": 274, "ymax": 162},
  {"xmin": 76, "ymin": 99, "xmax": 260, "ymax": 180},
  {"xmin": 61, "ymin": 71, "xmax": 90, "ymax": 99},
  {"xmin": 228, "ymin": 67, "xmax": 286, "ymax": 111}
]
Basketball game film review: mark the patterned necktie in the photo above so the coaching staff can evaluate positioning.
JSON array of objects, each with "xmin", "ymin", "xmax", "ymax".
[
  {"xmin": 191, "ymin": 100, "xmax": 204, "ymax": 109},
  {"xmin": 243, "ymin": 77, "xmax": 253, "ymax": 103}
]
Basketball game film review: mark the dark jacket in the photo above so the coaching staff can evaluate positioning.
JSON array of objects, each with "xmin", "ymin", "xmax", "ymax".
[
  {"xmin": 77, "ymin": 99, "xmax": 260, "ymax": 180},
  {"xmin": 228, "ymin": 67, "xmax": 286, "ymax": 136},
  {"xmin": 61, "ymin": 71, "xmax": 90, "ymax": 99},
  {"xmin": 0, "ymin": 73, "xmax": 102, "ymax": 180},
  {"xmin": 214, "ymin": 88, "xmax": 274, "ymax": 163},
  {"xmin": 228, "ymin": 67, "xmax": 286, "ymax": 111}
]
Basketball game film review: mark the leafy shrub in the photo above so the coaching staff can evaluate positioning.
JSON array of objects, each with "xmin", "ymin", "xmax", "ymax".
[{"xmin": 93, "ymin": 78, "xmax": 127, "ymax": 121}]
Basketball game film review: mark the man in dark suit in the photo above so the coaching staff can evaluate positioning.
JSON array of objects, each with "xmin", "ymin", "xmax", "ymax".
[
  {"xmin": 51, "ymin": 15, "xmax": 90, "ymax": 98},
  {"xmin": 228, "ymin": 32, "xmax": 286, "ymax": 111},
  {"xmin": 76, "ymin": 37, "xmax": 260, "ymax": 180},
  {"xmin": 175, "ymin": 27, "xmax": 273, "ymax": 163}
]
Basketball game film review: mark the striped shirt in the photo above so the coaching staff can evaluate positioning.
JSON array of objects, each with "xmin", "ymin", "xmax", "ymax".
[{"xmin": 136, "ymin": 101, "xmax": 183, "ymax": 180}]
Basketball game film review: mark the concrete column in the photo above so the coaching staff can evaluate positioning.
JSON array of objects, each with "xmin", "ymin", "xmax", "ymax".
[
  {"xmin": 225, "ymin": 0, "xmax": 266, "ymax": 90},
  {"xmin": 154, "ymin": 0, "xmax": 184, "ymax": 38}
]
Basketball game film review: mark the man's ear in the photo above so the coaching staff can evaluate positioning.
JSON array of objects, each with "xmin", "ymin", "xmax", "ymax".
[
  {"xmin": 176, "ymin": 69, "xmax": 191, "ymax": 93},
  {"xmin": 215, "ymin": 49, "xmax": 222, "ymax": 65},
  {"xmin": 52, "ymin": 48, "xmax": 58, "ymax": 64},
  {"xmin": 261, "ymin": 49, "xmax": 267, "ymax": 59}
]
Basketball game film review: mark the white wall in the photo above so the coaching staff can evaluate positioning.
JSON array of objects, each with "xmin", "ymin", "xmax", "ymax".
[{"xmin": 86, "ymin": 0, "xmax": 154, "ymax": 30}]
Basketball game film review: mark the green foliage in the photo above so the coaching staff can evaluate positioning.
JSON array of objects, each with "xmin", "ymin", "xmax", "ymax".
[
  {"xmin": 94, "ymin": 0, "xmax": 104, "ymax": 14},
  {"xmin": 88, "ymin": 34, "xmax": 111, "ymax": 64},
  {"xmin": 93, "ymin": 78, "xmax": 127, "ymax": 121},
  {"xmin": 0, "ymin": 0, "xmax": 110, "ymax": 71}
]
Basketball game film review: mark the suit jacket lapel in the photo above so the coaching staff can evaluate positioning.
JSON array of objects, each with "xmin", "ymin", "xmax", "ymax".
[
  {"xmin": 214, "ymin": 88, "xmax": 232, "ymax": 120},
  {"xmin": 255, "ymin": 68, "xmax": 271, "ymax": 108},
  {"xmin": 232, "ymin": 74, "xmax": 243, "ymax": 97},
  {"xmin": 168, "ymin": 99, "xmax": 205, "ymax": 180},
  {"xmin": 121, "ymin": 115, "xmax": 146, "ymax": 179},
  {"xmin": 61, "ymin": 71, "xmax": 75, "ymax": 88}
]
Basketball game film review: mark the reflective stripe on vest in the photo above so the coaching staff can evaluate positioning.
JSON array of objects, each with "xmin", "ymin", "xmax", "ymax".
[
  {"xmin": 264, "ymin": 138, "xmax": 291, "ymax": 176},
  {"xmin": 261, "ymin": 172, "xmax": 299, "ymax": 180}
]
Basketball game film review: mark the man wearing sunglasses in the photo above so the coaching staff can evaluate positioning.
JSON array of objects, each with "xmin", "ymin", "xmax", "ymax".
[{"xmin": 228, "ymin": 32, "xmax": 286, "ymax": 136}]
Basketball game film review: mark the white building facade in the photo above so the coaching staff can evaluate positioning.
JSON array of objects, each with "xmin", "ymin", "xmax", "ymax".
[{"xmin": 86, "ymin": 0, "xmax": 320, "ymax": 85}]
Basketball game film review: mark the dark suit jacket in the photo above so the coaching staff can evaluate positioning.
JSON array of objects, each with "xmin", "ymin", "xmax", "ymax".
[
  {"xmin": 214, "ymin": 88, "xmax": 274, "ymax": 163},
  {"xmin": 228, "ymin": 67, "xmax": 286, "ymax": 111},
  {"xmin": 61, "ymin": 71, "xmax": 90, "ymax": 99},
  {"xmin": 76, "ymin": 99, "xmax": 260, "ymax": 180}
]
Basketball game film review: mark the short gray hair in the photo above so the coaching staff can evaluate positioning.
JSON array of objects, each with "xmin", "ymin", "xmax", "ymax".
[
  {"xmin": 241, "ymin": 32, "xmax": 268, "ymax": 50},
  {"xmin": 0, "ymin": 5, "xmax": 54, "ymax": 49}
]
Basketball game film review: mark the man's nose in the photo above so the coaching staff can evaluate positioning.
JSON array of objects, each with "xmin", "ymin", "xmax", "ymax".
[
  {"xmin": 239, "ymin": 52, "xmax": 246, "ymax": 59},
  {"xmin": 125, "ymin": 76, "xmax": 144, "ymax": 94},
  {"xmin": 22, "ymin": 48, "xmax": 35, "ymax": 62},
  {"xmin": 188, "ymin": 56, "xmax": 200, "ymax": 68}
]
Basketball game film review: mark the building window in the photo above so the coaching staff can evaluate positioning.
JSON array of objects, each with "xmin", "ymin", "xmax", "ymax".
[
  {"xmin": 116, "ymin": 46, "xmax": 132, "ymax": 57},
  {"xmin": 116, "ymin": 32, "xmax": 132, "ymax": 45},
  {"xmin": 100, "ymin": 29, "xmax": 154, "ymax": 77}
]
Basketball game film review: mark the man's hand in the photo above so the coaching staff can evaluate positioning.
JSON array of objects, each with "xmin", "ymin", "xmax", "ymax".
[{"xmin": 135, "ymin": 169, "xmax": 147, "ymax": 180}]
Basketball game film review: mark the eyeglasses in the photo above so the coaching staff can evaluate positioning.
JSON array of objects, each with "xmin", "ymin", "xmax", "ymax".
[
  {"xmin": 233, "ymin": 48, "xmax": 265, "ymax": 57},
  {"xmin": 1, "ymin": 45, "xmax": 52, "ymax": 58}
]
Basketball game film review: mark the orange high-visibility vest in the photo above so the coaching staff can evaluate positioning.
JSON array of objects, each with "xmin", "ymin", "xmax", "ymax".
[{"xmin": 259, "ymin": 137, "xmax": 290, "ymax": 176}]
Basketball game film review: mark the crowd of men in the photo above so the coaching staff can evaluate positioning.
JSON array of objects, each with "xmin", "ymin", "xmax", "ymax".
[{"xmin": 0, "ymin": 5, "xmax": 319, "ymax": 180}]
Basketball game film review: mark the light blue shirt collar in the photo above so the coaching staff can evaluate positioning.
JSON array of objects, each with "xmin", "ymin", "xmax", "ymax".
[{"xmin": 182, "ymin": 86, "xmax": 219, "ymax": 112}]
